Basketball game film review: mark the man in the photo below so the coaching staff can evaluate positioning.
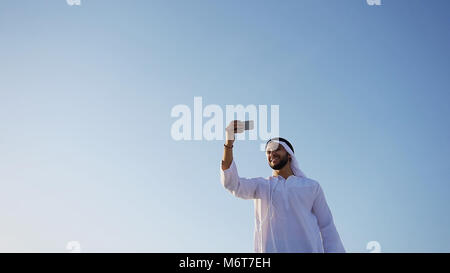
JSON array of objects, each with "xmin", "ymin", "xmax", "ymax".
[{"xmin": 220, "ymin": 120, "xmax": 345, "ymax": 253}]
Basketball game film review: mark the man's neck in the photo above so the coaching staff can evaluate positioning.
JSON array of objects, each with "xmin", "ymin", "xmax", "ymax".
[{"xmin": 273, "ymin": 164, "xmax": 294, "ymax": 180}]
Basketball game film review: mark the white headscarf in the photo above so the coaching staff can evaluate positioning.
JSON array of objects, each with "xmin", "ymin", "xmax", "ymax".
[{"xmin": 267, "ymin": 139, "xmax": 307, "ymax": 178}]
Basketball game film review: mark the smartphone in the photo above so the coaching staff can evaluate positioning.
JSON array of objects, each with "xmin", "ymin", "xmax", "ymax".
[{"xmin": 244, "ymin": 120, "xmax": 254, "ymax": 130}]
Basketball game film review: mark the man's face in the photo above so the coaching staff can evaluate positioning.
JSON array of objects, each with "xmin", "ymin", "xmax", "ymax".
[{"xmin": 266, "ymin": 142, "xmax": 290, "ymax": 170}]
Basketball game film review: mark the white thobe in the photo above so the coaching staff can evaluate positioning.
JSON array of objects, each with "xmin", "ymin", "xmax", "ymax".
[{"xmin": 220, "ymin": 160, "xmax": 345, "ymax": 253}]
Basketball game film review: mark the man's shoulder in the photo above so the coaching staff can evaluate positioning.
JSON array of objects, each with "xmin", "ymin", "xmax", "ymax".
[{"xmin": 293, "ymin": 176, "xmax": 321, "ymax": 188}]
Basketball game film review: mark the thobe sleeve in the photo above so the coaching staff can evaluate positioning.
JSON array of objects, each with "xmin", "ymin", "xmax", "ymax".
[
  {"xmin": 312, "ymin": 184, "xmax": 346, "ymax": 253},
  {"xmin": 220, "ymin": 160, "xmax": 265, "ymax": 200}
]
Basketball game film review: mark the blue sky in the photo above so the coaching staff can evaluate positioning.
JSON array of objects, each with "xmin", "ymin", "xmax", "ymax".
[{"xmin": 0, "ymin": 0, "xmax": 449, "ymax": 252}]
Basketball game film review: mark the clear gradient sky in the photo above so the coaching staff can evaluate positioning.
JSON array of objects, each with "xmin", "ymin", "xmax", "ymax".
[{"xmin": 1, "ymin": 0, "xmax": 449, "ymax": 252}]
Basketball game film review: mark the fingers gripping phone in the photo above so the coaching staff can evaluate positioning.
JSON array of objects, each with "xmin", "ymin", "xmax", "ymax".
[{"xmin": 232, "ymin": 120, "xmax": 254, "ymax": 133}]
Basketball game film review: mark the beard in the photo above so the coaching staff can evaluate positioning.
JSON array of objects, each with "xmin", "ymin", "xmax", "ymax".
[{"xmin": 269, "ymin": 154, "xmax": 289, "ymax": 170}]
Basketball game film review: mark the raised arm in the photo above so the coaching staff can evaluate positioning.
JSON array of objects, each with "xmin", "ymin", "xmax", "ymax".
[
  {"xmin": 220, "ymin": 120, "xmax": 266, "ymax": 200},
  {"xmin": 222, "ymin": 120, "xmax": 243, "ymax": 170},
  {"xmin": 220, "ymin": 159, "xmax": 267, "ymax": 200}
]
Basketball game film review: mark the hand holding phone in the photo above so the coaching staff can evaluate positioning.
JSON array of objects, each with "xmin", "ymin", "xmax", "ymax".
[{"xmin": 225, "ymin": 120, "xmax": 254, "ymax": 142}]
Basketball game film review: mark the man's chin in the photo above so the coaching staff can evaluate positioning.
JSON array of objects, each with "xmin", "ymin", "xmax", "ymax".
[
  {"xmin": 269, "ymin": 163, "xmax": 281, "ymax": 170},
  {"xmin": 270, "ymin": 160, "xmax": 288, "ymax": 170}
]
